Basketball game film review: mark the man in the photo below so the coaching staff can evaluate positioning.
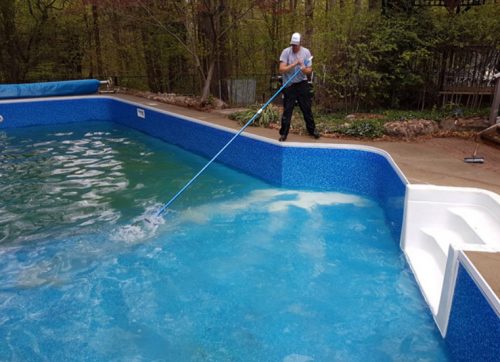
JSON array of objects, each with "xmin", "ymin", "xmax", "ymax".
[{"xmin": 278, "ymin": 32, "xmax": 320, "ymax": 142}]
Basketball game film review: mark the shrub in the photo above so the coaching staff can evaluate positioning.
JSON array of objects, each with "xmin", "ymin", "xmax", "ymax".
[
  {"xmin": 334, "ymin": 119, "xmax": 384, "ymax": 138},
  {"xmin": 229, "ymin": 104, "xmax": 280, "ymax": 128}
]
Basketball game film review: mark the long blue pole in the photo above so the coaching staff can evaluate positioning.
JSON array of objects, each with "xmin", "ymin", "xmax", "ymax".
[{"xmin": 155, "ymin": 58, "xmax": 311, "ymax": 217}]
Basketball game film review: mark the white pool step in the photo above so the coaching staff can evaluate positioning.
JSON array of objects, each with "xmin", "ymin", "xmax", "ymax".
[
  {"xmin": 420, "ymin": 227, "xmax": 461, "ymax": 258},
  {"xmin": 413, "ymin": 227, "xmax": 473, "ymax": 314},
  {"xmin": 401, "ymin": 185, "xmax": 500, "ymax": 336},
  {"xmin": 448, "ymin": 206, "xmax": 500, "ymax": 246},
  {"xmin": 405, "ymin": 246, "xmax": 445, "ymax": 315}
]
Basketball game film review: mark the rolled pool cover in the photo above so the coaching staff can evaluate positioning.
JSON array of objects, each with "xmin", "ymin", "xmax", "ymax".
[{"xmin": 0, "ymin": 79, "xmax": 101, "ymax": 100}]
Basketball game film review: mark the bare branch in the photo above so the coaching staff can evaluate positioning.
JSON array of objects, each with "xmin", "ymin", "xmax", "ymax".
[{"xmin": 133, "ymin": 0, "xmax": 204, "ymax": 78}]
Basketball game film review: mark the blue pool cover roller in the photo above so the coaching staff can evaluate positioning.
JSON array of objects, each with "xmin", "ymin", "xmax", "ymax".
[{"xmin": 0, "ymin": 79, "xmax": 101, "ymax": 99}]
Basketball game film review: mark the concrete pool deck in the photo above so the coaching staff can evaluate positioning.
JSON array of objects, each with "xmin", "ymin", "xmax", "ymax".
[{"xmin": 114, "ymin": 94, "xmax": 500, "ymax": 303}]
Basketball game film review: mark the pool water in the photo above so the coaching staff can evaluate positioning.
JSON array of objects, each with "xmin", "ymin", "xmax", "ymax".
[{"xmin": 0, "ymin": 122, "xmax": 449, "ymax": 360}]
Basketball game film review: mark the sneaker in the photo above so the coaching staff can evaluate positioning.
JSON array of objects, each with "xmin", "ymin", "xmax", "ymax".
[
  {"xmin": 279, "ymin": 135, "xmax": 287, "ymax": 142},
  {"xmin": 312, "ymin": 131, "xmax": 320, "ymax": 139}
]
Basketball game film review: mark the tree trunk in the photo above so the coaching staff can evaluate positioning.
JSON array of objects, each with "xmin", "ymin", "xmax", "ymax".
[
  {"xmin": 141, "ymin": 29, "xmax": 165, "ymax": 93},
  {"xmin": 214, "ymin": 0, "xmax": 230, "ymax": 101},
  {"xmin": 110, "ymin": 9, "xmax": 128, "ymax": 79},
  {"xmin": 271, "ymin": 1, "xmax": 282, "ymax": 75},
  {"xmin": 290, "ymin": 0, "xmax": 299, "ymax": 30},
  {"xmin": 355, "ymin": 0, "xmax": 362, "ymax": 13},
  {"xmin": 260, "ymin": 0, "xmax": 283, "ymax": 82},
  {"xmin": 92, "ymin": 4, "xmax": 103, "ymax": 78},
  {"xmin": 0, "ymin": 0, "xmax": 20, "ymax": 82},
  {"xmin": 197, "ymin": 3, "xmax": 213, "ymax": 97},
  {"xmin": 325, "ymin": 0, "xmax": 336, "ymax": 12},
  {"xmin": 444, "ymin": 0, "xmax": 461, "ymax": 13},
  {"xmin": 198, "ymin": 0, "xmax": 232, "ymax": 102},
  {"xmin": 304, "ymin": 0, "xmax": 314, "ymax": 49},
  {"xmin": 201, "ymin": 60, "xmax": 216, "ymax": 104},
  {"xmin": 368, "ymin": 0, "xmax": 379, "ymax": 11},
  {"xmin": 83, "ymin": 9, "xmax": 94, "ymax": 78}
]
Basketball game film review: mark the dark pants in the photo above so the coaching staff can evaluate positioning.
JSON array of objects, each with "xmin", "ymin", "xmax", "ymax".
[{"xmin": 279, "ymin": 81, "xmax": 316, "ymax": 137}]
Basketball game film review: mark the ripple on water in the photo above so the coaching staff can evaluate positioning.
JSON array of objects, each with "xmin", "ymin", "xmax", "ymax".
[{"xmin": 0, "ymin": 123, "xmax": 152, "ymax": 246}]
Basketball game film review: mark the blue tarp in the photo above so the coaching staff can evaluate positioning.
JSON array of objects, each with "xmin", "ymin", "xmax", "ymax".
[{"xmin": 0, "ymin": 79, "xmax": 101, "ymax": 100}]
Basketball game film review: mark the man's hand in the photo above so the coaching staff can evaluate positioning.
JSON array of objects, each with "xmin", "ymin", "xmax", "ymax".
[
  {"xmin": 279, "ymin": 60, "xmax": 300, "ymax": 74},
  {"xmin": 301, "ymin": 58, "xmax": 312, "ymax": 75},
  {"xmin": 279, "ymin": 58, "xmax": 311, "ymax": 74},
  {"xmin": 296, "ymin": 59, "xmax": 305, "ymax": 70}
]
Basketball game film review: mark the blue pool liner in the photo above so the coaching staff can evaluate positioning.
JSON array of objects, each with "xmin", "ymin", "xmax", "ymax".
[
  {"xmin": 0, "ymin": 96, "xmax": 406, "ymax": 241},
  {"xmin": 445, "ymin": 263, "xmax": 500, "ymax": 360},
  {"xmin": 0, "ymin": 79, "xmax": 100, "ymax": 100}
]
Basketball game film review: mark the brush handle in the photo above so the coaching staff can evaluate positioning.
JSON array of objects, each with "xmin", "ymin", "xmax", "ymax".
[{"xmin": 156, "ymin": 57, "xmax": 313, "ymax": 217}]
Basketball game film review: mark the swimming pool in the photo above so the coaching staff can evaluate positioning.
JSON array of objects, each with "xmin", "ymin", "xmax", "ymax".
[{"xmin": 0, "ymin": 98, "xmax": 451, "ymax": 360}]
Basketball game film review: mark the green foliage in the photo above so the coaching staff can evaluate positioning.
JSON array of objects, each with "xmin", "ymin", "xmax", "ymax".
[
  {"xmin": 432, "ymin": 4, "xmax": 500, "ymax": 47},
  {"xmin": 0, "ymin": 0, "xmax": 72, "ymax": 82},
  {"xmin": 334, "ymin": 120, "xmax": 385, "ymax": 138},
  {"xmin": 379, "ymin": 105, "xmax": 490, "ymax": 122},
  {"xmin": 314, "ymin": 4, "xmax": 499, "ymax": 112},
  {"xmin": 266, "ymin": 108, "xmax": 386, "ymax": 138},
  {"xmin": 315, "ymin": 5, "xmax": 440, "ymax": 111},
  {"xmin": 229, "ymin": 104, "xmax": 280, "ymax": 128},
  {"xmin": 315, "ymin": 5, "xmax": 386, "ymax": 111},
  {"xmin": 2, "ymin": 1, "xmax": 499, "ymax": 113}
]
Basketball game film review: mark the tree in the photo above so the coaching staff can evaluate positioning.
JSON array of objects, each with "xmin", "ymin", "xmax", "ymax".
[
  {"xmin": 134, "ymin": 0, "xmax": 257, "ymax": 103},
  {"xmin": 91, "ymin": 3, "xmax": 103, "ymax": 78},
  {"xmin": 0, "ymin": 0, "xmax": 18, "ymax": 82},
  {"xmin": 0, "ymin": 0, "xmax": 70, "ymax": 82},
  {"xmin": 2, "ymin": 0, "xmax": 499, "ymax": 111},
  {"xmin": 304, "ymin": 0, "xmax": 314, "ymax": 48}
]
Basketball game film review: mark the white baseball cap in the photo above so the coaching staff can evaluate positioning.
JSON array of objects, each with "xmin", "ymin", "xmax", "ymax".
[{"xmin": 290, "ymin": 32, "xmax": 301, "ymax": 45}]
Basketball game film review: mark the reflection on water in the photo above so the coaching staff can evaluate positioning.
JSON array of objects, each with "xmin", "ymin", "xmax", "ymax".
[
  {"xmin": 0, "ymin": 122, "xmax": 177, "ymax": 245},
  {"xmin": 0, "ymin": 124, "xmax": 127, "ymax": 244}
]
